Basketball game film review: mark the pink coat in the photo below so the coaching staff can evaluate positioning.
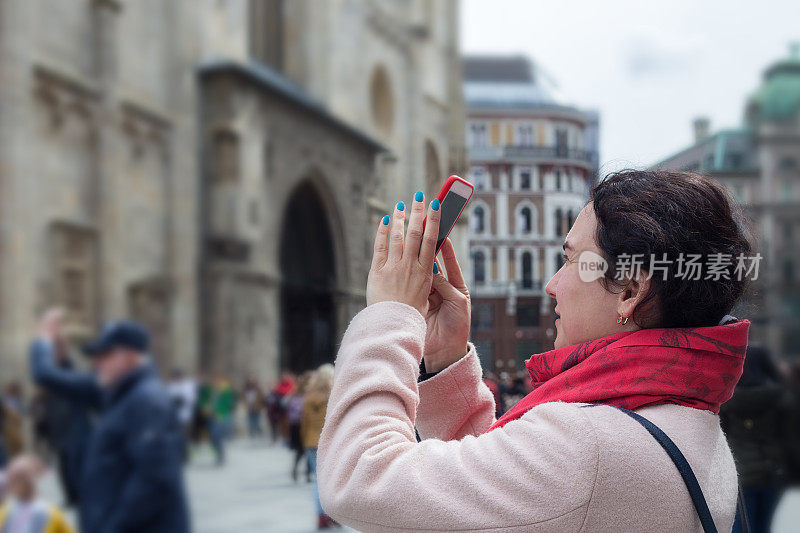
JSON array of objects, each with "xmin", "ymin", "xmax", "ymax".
[{"xmin": 318, "ymin": 301, "xmax": 739, "ymax": 532}]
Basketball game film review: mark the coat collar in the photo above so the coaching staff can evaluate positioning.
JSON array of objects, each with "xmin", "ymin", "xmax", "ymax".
[{"xmin": 105, "ymin": 360, "xmax": 155, "ymax": 406}]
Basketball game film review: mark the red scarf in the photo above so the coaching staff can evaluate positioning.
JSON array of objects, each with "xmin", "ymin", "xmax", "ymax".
[{"xmin": 486, "ymin": 319, "xmax": 750, "ymax": 432}]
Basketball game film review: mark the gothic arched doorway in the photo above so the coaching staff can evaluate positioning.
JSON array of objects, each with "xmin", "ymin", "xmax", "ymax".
[{"xmin": 279, "ymin": 180, "xmax": 337, "ymax": 373}]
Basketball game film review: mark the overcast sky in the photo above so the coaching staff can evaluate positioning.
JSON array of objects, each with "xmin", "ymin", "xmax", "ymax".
[{"xmin": 461, "ymin": 0, "xmax": 800, "ymax": 173}]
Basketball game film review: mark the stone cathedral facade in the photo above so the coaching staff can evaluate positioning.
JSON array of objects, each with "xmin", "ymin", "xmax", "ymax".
[{"xmin": 0, "ymin": 0, "xmax": 466, "ymax": 384}]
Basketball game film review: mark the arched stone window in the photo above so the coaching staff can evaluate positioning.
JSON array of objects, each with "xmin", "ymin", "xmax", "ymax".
[
  {"xmin": 370, "ymin": 66, "xmax": 394, "ymax": 136},
  {"xmin": 519, "ymin": 206, "xmax": 532, "ymax": 234},
  {"xmin": 521, "ymin": 251, "xmax": 534, "ymax": 289},
  {"xmin": 425, "ymin": 139, "xmax": 441, "ymax": 192},
  {"xmin": 473, "ymin": 250, "xmax": 486, "ymax": 284},
  {"xmin": 212, "ymin": 130, "xmax": 240, "ymax": 183},
  {"xmin": 473, "ymin": 206, "xmax": 485, "ymax": 233},
  {"xmin": 555, "ymin": 207, "xmax": 563, "ymax": 236}
]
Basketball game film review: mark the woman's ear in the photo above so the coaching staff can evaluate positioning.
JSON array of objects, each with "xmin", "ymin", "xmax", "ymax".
[{"xmin": 617, "ymin": 271, "xmax": 653, "ymax": 322}]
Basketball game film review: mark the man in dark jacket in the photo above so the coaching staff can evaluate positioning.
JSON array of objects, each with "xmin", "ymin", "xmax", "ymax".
[
  {"xmin": 30, "ymin": 309, "xmax": 190, "ymax": 533},
  {"xmin": 31, "ymin": 334, "xmax": 92, "ymax": 507}
]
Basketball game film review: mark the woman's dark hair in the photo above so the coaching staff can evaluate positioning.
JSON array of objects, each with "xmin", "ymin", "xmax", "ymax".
[{"xmin": 589, "ymin": 169, "xmax": 755, "ymax": 328}]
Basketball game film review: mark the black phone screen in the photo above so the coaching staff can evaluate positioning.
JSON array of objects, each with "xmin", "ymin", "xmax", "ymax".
[{"xmin": 435, "ymin": 190, "xmax": 468, "ymax": 253}]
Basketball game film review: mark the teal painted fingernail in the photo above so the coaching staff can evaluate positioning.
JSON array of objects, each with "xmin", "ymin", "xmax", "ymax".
[
  {"xmin": 397, "ymin": 201, "xmax": 405, "ymax": 211},
  {"xmin": 433, "ymin": 262, "xmax": 439, "ymax": 274},
  {"xmin": 382, "ymin": 215, "xmax": 390, "ymax": 225},
  {"xmin": 432, "ymin": 198, "xmax": 440, "ymax": 211},
  {"xmin": 415, "ymin": 190, "xmax": 423, "ymax": 202}
]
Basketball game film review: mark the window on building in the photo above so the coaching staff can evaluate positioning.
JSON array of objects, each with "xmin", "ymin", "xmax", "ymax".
[
  {"xmin": 213, "ymin": 130, "xmax": 240, "ymax": 183},
  {"xmin": 537, "ymin": 122, "xmax": 546, "ymax": 146},
  {"xmin": 249, "ymin": 0, "xmax": 284, "ymax": 71},
  {"xmin": 521, "ymin": 251, "xmax": 534, "ymax": 289},
  {"xmin": 733, "ymin": 184, "xmax": 745, "ymax": 203},
  {"xmin": 490, "ymin": 123, "xmax": 500, "ymax": 146},
  {"xmin": 784, "ymin": 180, "xmax": 795, "ymax": 201},
  {"xmin": 471, "ymin": 123, "xmax": 488, "ymax": 147},
  {"xmin": 518, "ymin": 124, "xmax": 533, "ymax": 146},
  {"xmin": 516, "ymin": 304, "xmax": 540, "ymax": 327},
  {"xmin": 555, "ymin": 208, "xmax": 563, "ymax": 236},
  {"xmin": 556, "ymin": 128, "xmax": 568, "ymax": 157},
  {"xmin": 780, "ymin": 157, "xmax": 797, "ymax": 171},
  {"xmin": 473, "ymin": 339, "xmax": 494, "ymax": 371},
  {"xmin": 473, "ymin": 250, "xmax": 486, "ymax": 284},
  {"xmin": 472, "ymin": 206, "xmax": 485, "ymax": 233},
  {"xmin": 370, "ymin": 66, "xmax": 394, "ymax": 136},
  {"xmin": 519, "ymin": 168, "xmax": 532, "ymax": 190},
  {"xmin": 726, "ymin": 153, "xmax": 744, "ymax": 169},
  {"xmin": 471, "ymin": 166, "xmax": 488, "ymax": 190},
  {"xmin": 555, "ymin": 251, "xmax": 565, "ymax": 271},
  {"xmin": 567, "ymin": 209, "xmax": 574, "ymax": 231},
  {"xmin": 425, "ymin": 140, "xmax": 441, "ymax": 192},
  {"xmin": 518, "ymin": 207, "xmax": 532, "ymax": 234},
  {"xmin": 555, "ymin": 170, "xmax": 562, "ymax": 191},
  {"xmin": 471, "ymin": 303, "xmax": 494, "ymax": 330}
]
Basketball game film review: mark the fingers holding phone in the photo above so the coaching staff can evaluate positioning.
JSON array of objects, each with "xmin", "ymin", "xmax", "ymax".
[
  {"xmin": 425, "ymin": 237, "xmax": 472, "ymax": 372},
  {"xmin": 418, "ymin": 196, "xmax": 441, "ymax": 269},
  {"xmin": 366, "ymin": 193, "xmax": 442, "ymax": 317}
]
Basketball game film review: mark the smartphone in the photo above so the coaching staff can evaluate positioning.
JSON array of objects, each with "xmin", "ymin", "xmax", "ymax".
[{"xmin": 420, "ymin": 175, "xmax": 474, "ymax": 258}]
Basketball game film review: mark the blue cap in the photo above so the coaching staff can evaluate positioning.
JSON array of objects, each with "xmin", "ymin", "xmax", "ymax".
[{"xmin": 82, "ymin": 320, "xmax": 150, "ymax": 357}]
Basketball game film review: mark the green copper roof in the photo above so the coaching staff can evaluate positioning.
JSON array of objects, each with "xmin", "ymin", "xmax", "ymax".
[{"xmin": 747, "ymin": 43, "xmax": 800, "ymax": 122}]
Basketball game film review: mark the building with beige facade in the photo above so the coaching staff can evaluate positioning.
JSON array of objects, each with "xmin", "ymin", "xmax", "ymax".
[
  {"xmin": 0, "ymin": 0, "xmax": 466, "ymax": 384},
  {"xmin": 462, "ymin": 55, "xmax": 599, "ymax": 371}
]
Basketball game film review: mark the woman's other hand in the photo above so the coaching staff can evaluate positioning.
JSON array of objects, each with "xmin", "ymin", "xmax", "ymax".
[
  {"xmin": 424, "ymin": 237, "xmax": 471, "ymax": 372},
  {"xmin": 366, "ymin": 191, "xmax": 441, "ymax": 319}
]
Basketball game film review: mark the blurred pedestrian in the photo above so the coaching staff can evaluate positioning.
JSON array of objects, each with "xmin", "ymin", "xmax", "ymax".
[
  {"xmin": 243, "ymin": 376, "xmax": 263, "ymax": 438},
  {"xmin": 29, "ymin": 389, "xmax": 49, "ymax": 459},
  {"xmin": 483, "ymin": 372, "xmax": 501, "ymax": 418},
  {"xmin": 0, "ymin": 408, "xmax": 7, "ymax": 469},
  {"xmin": 301, "ymin": 364, "xmax": 340, "ymax": 529},
  {"xmin": 722, "ymin": 343, "xmax": 791, "ymax": 533},
  {"xmin": 30, "ymin": 332, "xmax": 93, "ymax": 508},
  {"xmin": 498, "ymin": 372, "xmax": 526, "ymax": 415},
  {"xmin": 30, "ymin": 308, "xmax": 189, "ymax": 533},
  {"xmin": 285, "ymin": 372, "xmax": 310, "ymax": 482},
  {"xmin": 263, "ymin": 381, "xmax": 281, "ymax": 444},
  {"xmin": 1, "ymin": 382, "xmax": 25, "ymax": 459},
  {"xmin": 208, "ymin": 376, "xmax": 235, "ymax": 466},
  {"xmin": 193, "ymin": 374, "xmax": 213, "ymax": 446},
  {"xmin": 0, "ymin": 454, "xmax": 74, "ymax": 533},
  {"xmin": 271, "ymin": 372, "xmax": 296, "ymax": 444},
  {"xmin": 786, "ymin": 359, "xmax": 800, "ymax": 486},
  {"xmin": 168, "ymin": 369, "xmax": 196, "ymax": 463}
]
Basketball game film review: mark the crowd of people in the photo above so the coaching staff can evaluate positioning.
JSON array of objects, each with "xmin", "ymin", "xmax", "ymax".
[
  {"xmin": 0, "ymin": 308, "xmax": 340, "ymax": 531},
  {"xmin": 3, "ymin": 307, "xmax": 800, "ymax": 531}
]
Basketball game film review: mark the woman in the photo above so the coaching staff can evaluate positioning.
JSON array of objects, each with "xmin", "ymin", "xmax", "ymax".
[
  {"xmin": 285, "ymin": 372, "xmax": 311, "ymax": 482},
  {"xmin": 243, "ymin": 376, "xmax": 264, "ymax": 438},
  {"xmin": 301, "ymin": 364, "xmax": 341, "ymax": 529},
  {"xmin": 318, "ymin": 170, "xmax": 754, "ymax": 532}
]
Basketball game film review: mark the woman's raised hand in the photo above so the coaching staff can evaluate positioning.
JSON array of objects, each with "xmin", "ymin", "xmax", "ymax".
[
  {"xmin": 423, "ymin": 237, "xmax": 471, "ymax": 372},
  {"xmin": 366, "ymin": 191, "xmax": 441, "ymax": 319}
]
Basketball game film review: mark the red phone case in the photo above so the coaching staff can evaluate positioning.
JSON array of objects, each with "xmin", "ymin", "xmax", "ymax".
[{"xmin": 421, "ymin": 175, "xmax": 474, "ymax": 250}]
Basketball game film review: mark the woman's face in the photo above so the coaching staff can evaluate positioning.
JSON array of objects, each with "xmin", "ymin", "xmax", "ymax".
[{"xmin": 544, "ymin": 203, "xmax": 645, "ymax": 349}]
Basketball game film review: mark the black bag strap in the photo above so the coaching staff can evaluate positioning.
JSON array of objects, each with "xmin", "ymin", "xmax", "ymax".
[
  {"xmin": 583, "ymin": 404, "xmax": 750, "ymax": 533},
  {"xmin": 611, "ymin": 406, "xmax": 718, "ymax": 533}
]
